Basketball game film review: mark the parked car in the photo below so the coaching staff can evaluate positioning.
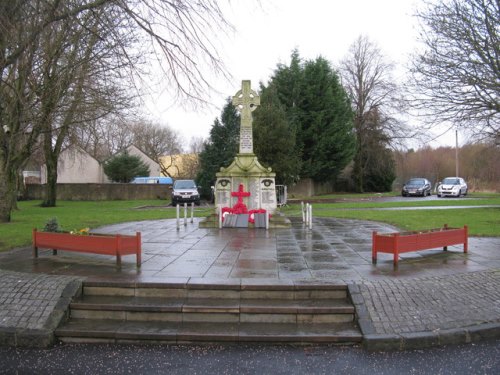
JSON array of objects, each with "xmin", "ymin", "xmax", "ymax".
[
  {"xmin": 401, "ymin": 178, "xmax": 432, "ymax": 197},
  {"xmin": 171, "ymin": 179, "xmax": 200, "ymax": 206},
  {"xmin": 132, "ymin": 176, "xmax": 173, "ymax": 184},
  {"xmin": 437, "ymin": 177, "xmax": 468, "ymax": 197}
]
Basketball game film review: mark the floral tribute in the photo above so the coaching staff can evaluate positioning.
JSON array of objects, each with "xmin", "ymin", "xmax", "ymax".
[{"xmin": 221, "ymin": 183, "xmax": 269, "ymax": 223}]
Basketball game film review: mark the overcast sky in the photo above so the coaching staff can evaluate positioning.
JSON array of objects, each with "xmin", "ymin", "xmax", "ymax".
[{"xmin": 143, "ymin": 0, "xmax": 458, "ymax": 149}]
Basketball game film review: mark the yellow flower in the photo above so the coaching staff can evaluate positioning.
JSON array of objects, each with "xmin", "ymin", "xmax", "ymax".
[{"xmin": 71, "ymin": 228, "xmax": 90, "ymax": 236}]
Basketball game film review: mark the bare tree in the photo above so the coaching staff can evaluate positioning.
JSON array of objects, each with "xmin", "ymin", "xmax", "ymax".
[
  {"xmin": 188, "ymin": 136, "xmax": 206, "ymax": 154},
  {"xmin": 409, "ymin": 0, "xmax": 499, "ymax": 142},
  {"xmin": 72, "ymin": 116, "xmax": 134, "ymax": 161},
  {"xmin": 0, "ymin": 0, "xmax": 233, "ymax": 221},
  {"xmin": 129, "ymin": 120, "xmax": 182, "ymax": 160},
  {"xmin": 39, "ymin": 8, "xmax": 134, "ymax": 206},
  {"xmin": 340, "ymin": 35, "xmax": 408, "ymax": 192}
]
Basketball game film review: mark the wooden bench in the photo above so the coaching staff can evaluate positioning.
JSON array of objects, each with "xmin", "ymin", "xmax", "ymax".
[
  {"xmin": 372, "ymin": 224, "xmax": 468, "ymax": 265},
  {"xmin": 32, "ymin": 229, "xmax": 141, "ymax": 267}
]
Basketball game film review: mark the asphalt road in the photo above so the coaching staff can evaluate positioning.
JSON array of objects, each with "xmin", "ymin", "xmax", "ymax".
[{"xmin": 1, "ymin": 340, "xmax": 499, "ymax": 375}]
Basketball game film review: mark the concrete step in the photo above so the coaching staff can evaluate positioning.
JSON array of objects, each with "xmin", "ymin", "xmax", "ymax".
[
  {"xmin": 81, "ymin": 280, "xmax": 348, "ymax": 300},
  {"xmin": 55, "ymin": 281, "xmax": 360, "ymax": 344},
  {"xmin": 69, "ymin": 296, "xmax": 355, "ymax": 324},
  {"xmin": 56, "ymin": 319, "xmax": 362, "ymax": 344}
]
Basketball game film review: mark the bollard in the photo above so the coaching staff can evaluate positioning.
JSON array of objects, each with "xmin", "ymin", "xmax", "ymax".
[
  {"xmin": 218, "ymin": 205, "xmax": 223, "ymax": 229},
  {"xmin": 305, "ymin": 203, "xmax": 309, "ymax": 227},
  {"xmin": 183, "ymin": 203, "xmax": 187, "ymax": 226},
  {"xmin": 301, "ymin": 201, "xmax": 305, "ymax": 223},
  {"xmin": 308, "ymin": 204, "xmax": 313, "ymax": 230},
  {"xmin": 176, "ymin": 204, "xmax": 180, "ymax": 230},
  {"xmin": 265, "ymin": 211, "xmax": 269, "ymax": 230},
  {"xmin": 190, "ymin": 202, "xmax": 194, "ymax": 223}
]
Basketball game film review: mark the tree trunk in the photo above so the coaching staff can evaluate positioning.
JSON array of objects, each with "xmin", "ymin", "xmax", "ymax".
[
  {"xmin": 43, "ymin": 155, "xmax": 58, "ymax": 207},
  {"xmin": 353, "ymin": 153, "xmax": 364, "ymax": 193},
  {"xmin": 0, "ymin": 162, "xmax": 17, "ymax": 222}
]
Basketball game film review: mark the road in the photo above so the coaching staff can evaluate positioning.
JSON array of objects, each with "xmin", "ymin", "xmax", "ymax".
[{"xmin": 1, "ymin": 340, "xmax": 499, "ymax": 375}]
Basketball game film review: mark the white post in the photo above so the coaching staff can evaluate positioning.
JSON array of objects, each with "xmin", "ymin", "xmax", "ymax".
[
  {"xmin": 265, "ymin": 211, "xmax": 269, "ymax": 230},
  {"xmin": 301, "ymin": 201, "xmax": 305, "ymax": 223},
  {"xmin": 190, "ymin": 202, "xmax": 194, "ymax": 223},
  {"xmin": 218, "ymin": 205, "xmax": 223, "ymax": 229},
  {"xmin": 308, "ymin": 204, "xmax": 313, "ymax": 230},
  {"xmin": 305, "ymin": 203, "xmax": 310, "ymax": 226},
  {"xmin": 183, "ymin": 203, "xmax": 187, "ymax": 226},
  {"xmin": 176, "ymin": 204, "xmax": 180, "ymax": 230}
]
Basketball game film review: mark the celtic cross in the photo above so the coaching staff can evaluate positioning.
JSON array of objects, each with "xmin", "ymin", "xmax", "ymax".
[{"xmin": 232, "ymin": 80, "xmax": 260, "ymax": 154}]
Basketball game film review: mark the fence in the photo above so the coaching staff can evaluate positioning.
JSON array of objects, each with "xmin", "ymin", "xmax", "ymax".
[{"xmin": 276, "ymin": 185, "xmax": 287, "ymax": 206}]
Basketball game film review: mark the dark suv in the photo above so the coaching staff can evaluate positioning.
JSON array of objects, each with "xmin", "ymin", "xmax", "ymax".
[{"xmin": 171, "ymin": 180, "xmax": 200, "ymax": 206}]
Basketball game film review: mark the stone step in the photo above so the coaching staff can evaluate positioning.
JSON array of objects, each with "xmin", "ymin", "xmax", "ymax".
[
  {"xmin": 81, "ymin": 281, "xmax": 348, "ymax": 300},
  {"xmin": 55, "ymin": 319, "xmax": 362, "ymax": 345},
  {"xmin": 69, "ymin": 296, "xmax": 355, "ymax": 324},
  {"xmin": 55, "ymin": 281, "xmax": 361, "ymax": 345}
]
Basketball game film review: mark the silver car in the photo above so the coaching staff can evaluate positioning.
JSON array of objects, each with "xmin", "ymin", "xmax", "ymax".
[
  {"xmin": 437, "ymin": 177, "xmax": 468, "ymax": 197},
  {"xmin": 171, "ymin": 179, "xmax": 201, "ymax": 206}
]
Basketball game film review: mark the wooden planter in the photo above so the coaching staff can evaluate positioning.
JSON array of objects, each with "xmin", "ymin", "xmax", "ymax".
[
  {"xmin": 32, "ymin": 229, "xmax": 141, "ymax": 267},
  {"xmin": 372, "ymin": 224, "xmax": 468, "ymax": 265}
]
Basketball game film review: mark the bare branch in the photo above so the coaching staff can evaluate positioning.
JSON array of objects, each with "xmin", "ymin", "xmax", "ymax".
[{"xmin": 408, "ymin": 0, "xmax": 500, "ymax": 141}]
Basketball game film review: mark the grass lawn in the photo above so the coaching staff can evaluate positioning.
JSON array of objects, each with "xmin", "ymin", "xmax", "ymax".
[
  {"xmin": 0, "ymin": 200, "xmax": 213, "ymax": 252},
  {"xmin": 1, "ymin": 194, "xmax": 499, "ymax": 252},
  {"xmin": 282, "ymin": 193, "xmax": 500, "ymax": 237}
]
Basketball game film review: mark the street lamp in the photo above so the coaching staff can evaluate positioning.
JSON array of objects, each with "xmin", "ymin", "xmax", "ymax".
[{"xmin": 455, "ymin": 127, "xmax": 459, "ymax": 177}]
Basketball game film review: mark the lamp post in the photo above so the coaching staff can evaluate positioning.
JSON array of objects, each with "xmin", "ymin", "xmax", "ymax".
[{"xmin": 455, "ymin": 128, "xmax": 459, "ymax": 177}]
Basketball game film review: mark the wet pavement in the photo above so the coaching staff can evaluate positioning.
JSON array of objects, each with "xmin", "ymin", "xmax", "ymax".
[{"xmin": 1, "ymin": 217, "xmax": 499, "ymax": 350}]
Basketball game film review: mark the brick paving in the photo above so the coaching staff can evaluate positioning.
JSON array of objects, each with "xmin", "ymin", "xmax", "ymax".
[
  {"xmin": 357, "ymin": 270, "xmax": 500, "ymax": 335},
  {"xmin": 0, "ymin": 270, "xmax": 79, "ymax": 330},
  {"xmin": 0, "ymin": 270, "xmax": 81, "ymax": 346}
]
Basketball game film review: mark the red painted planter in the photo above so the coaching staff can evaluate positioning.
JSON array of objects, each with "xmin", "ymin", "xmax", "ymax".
[
  {"xmin": 32, "ymin": 229, "xmax": 141, "ymax": 267},
  {"xmin": 372, "ymin": 224, "xmax": 468, "ymax": 265}
]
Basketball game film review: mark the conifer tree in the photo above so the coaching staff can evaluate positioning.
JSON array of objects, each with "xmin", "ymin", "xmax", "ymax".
[{"xmin": 196, "ymin": 99, "xmax": 239, "ymax": 197}]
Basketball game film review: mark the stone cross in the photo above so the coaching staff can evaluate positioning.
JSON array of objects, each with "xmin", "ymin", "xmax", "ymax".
[{"xmin": 232, "ymin": 80, "xmax": 260, "ymax": 154}]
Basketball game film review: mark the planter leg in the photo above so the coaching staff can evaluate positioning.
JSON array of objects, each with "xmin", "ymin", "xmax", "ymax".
[
  {"xmin": 443, "ymin": 246, "xmax": 448, "ymax": 251},
  {"xmin": 33, "ymin": 246, "xmax": 38, "ymax": 258},
  {"xmin": 393, "ymin": 234, "xmax": 400, "ymax": 265},
  {"xmin": 464, "ymin": 225, "xmax": 468, "ymax": 254},
  {"xmin": 136, "ymin": 232, "xmax": 142, "ymax": 268},
  {"xmin": 372, "ymin": 231, "xmax": 377, "ymax": 264},
  {"xmin": 52, "ymin": 249, "xmax": 58, "ymax": 255},
  {"xmin": 116, "ymin": 253, "xmax": 122, "ymax": 268}
]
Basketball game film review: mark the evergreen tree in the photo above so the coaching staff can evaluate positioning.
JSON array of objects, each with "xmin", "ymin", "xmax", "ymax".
[
  {"xmin": 268, "ymin": 51, "xmax": 356, "ymax": 183},
  {"xmin": 352, "ymin": 108, "xmax": 396, "ymax": 192},
  {"xmin": 196, "ymin": 98, "xmax": 239, "ymax": 198},
  {"xmin": 103, "ymin": 152, "xmax": 150, "ymax": 183},
  {"xmin": 300, "ymin": 57, "xmax": 356, "ymax": 181},
  {"xmin": 253, "ymin": 85, "xmax": 301, "ymax": 185}
]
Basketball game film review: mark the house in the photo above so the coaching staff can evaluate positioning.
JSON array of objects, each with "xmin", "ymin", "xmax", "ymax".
[
  {"xmin": 39, "ymin": 144, "xmax": 160, "ymax": 184},
  {"xmin": 40, "ymin": 146, "xmax": 106, "ymax": 184},
  {"xmin": 159, "ymin": 153, "xmax": 199, "ymax": 179},
  {"xmin": 124, "ymin": 145, "xmax": 161, "ymax": 177}
]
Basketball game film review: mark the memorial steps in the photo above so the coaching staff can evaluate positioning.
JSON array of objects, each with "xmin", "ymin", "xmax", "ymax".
[{"xmin": 55, "ymin": 280, "xmax": 362, "ymax": 345}]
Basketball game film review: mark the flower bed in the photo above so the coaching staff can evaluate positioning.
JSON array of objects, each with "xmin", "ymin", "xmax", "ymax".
[
  {"xmin": 372, "ymin": 224, "xmax": 468, "ymax": 265},
  {"xmin": 32, "ymin": 229, "xmax": 141, "ymax": 267}
]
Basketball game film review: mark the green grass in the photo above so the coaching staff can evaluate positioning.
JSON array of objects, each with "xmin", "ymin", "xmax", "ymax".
[
  {"xmin": 1, "ymin": 195, "xmax": 499, "ymax": 252},
  {"xmin": 282, "ymin": 197, "xmax": 500, "ymax": 237},
  {"xmin": 0, "ymin": 200, "xmax": 213, "ymax": 252},
  {"xmin": 308, "ymin": 197, "xmax": 500, "ymax": 209}
]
